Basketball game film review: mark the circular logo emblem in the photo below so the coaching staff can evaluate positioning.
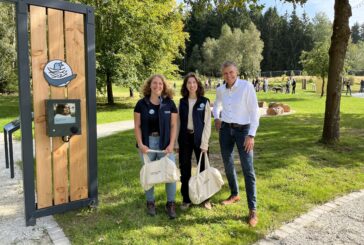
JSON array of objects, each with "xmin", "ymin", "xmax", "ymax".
[
  {"xmin": 43, "ymin": 60, "xmax": 77, "ymax": 87},
  {"xmin": 200, "ymin": 103, "xmax": 205, "ymax": 108},
  {"xmin": 149, "ymin": 109, "xmax": 155, "ymax": 115}
]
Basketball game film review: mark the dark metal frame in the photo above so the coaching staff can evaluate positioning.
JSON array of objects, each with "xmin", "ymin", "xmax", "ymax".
[
  {"xmin": 3, "ymin": 119, "xmax": 21, "ymax": 178},
  {"xmin": 1, "ymin": 0, "xmax": 97, "ymax": 226}
]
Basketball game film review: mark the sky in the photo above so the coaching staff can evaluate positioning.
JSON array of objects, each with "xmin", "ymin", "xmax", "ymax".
[
  {"xmin": 257, "ymin": 0, "xmax": 364, "ymax": 26},
  {"xmin": 177, "ymin": 0, "xmax": 364, "ymax": 26}
]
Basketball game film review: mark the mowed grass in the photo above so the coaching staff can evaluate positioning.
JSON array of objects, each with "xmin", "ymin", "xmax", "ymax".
[
  {"xmin": 0, "ymin": 95, "xmax": 20, "ymax": 128},
  {"xmin": 54, "ymin": 84, "xmax": 364, "ymax": 245}
]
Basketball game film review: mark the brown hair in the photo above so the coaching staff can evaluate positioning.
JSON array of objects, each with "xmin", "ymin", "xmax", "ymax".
[
  {"xmin": 141, "ymin": 74, "xmax": 174, "ymax": 99},
  {"xmin": 181, "ymin": 72, "xmax": 204, "ymax": 98}
]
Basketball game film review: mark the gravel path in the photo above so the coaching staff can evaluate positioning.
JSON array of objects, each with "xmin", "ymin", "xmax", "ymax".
[
  {"xmin": 256, "ymin": 190, "xmax": 364, "ymax": 245},
  {"xmin": 0, "ymin": 134, "xmax": 57, "ymax": 244}
]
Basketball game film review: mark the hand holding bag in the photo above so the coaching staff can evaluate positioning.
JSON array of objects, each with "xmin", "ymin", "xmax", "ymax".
[
  {"xmin": 188, "ymin": 152, "xmax": 224, "ymax": 204},
  {"xmin": 140, "ymin": 150, "xmax": 180, "ymax": 191}
]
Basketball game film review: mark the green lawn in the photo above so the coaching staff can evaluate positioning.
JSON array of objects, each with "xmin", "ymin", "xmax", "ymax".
[
  {"xmin": 0, "ymin": 95, "xmax": 20, "ymax": 128},
  {"xmin": 54, "ymin": 86, "xmax": 364, "ymax": 245}
]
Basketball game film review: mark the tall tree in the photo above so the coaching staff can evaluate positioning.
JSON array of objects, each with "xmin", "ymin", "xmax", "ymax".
[
  {"xmin": 200, "ymin": 23, "xmax": 263, "ymax": 77},
  {"xmin": 0, "ymin": 3, "xmax": 17, "ymax": 94},
  {"xmin": 239, "ymin": 23, "xmax": 264, "ymax": 77},
  {"xmin": 188, "ymin": 44, "xmax": 203, "ymax": 73},
  {"xmin": 187, "ymin": 0, "xmax": 353, "ymax": 144},
  {"xmin": 282, "ymin": 0, "xmax": 352, "ymax": 144},
  {"xmin": 300, "ymin": 41, "xmax": 330, "ymax": 97},
  {"xmin": 311, "ymin": 12, "xmax": 332, "ymax": 44},
  {"xmin": 74, "ymin": 0, "xmax": 187, "ymax": 104},
  {"xmin": 183, "ymin": 3, "xmax": 251, "ymax": 73},
  {"xmin": 351, "ymin": 22, "xmax": 361, "ymax": 43},
  {"xmin": 360, "ymin": 23, "xmax": 364, "ymax": 41},
  {"xmin": 346, "ymin": 41, "xmax": 364, "ymax": 72},
  {"xmin": 321, "ymin": 0, "xmax": 352, "ymax": 144},
  {"xmin": 258, "ymin": 7, "xmax": 285, "ymax": 71},
  {"xmin": 201, "ymin": 38, "xmax": 219, "ymax": 75}
]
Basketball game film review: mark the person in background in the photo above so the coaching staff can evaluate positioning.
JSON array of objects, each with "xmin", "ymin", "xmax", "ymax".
[
  {"xmin": 291, "ymin": 78, "xmax": 296, "ymax": 94},
  {"xmin": 213, "ymin": 61, "xmax": 260, "ymax": 227},
  {"xmin": 176, "ymin": 72, "xmax": 212, "ymax": 210},
  {"xmin": 285, "ymin": 78, "xmax": 291, "ymax": 94},
  {"xmin": 134, "ymin": 74, "xmax": 178, "ymax": 219},
  {"xmin": 346, "ymin": 78, "xmax": 352, "ymax": 96},
  {"xmin": 263, "ymin": 77, "xmax": 268, "ymax": 92},
  {"xmin": 254, "ymin": 78, "xmax": 260, "ymax": 92}
]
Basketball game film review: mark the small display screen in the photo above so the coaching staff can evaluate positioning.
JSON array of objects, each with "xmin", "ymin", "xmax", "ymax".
[
  {"xmin": 53, "ymin": 103, "xmax": 77, "ymax": 125},
  {"xmin": 45, "ymin": 99, "xmax": 81, "ymax": 137}
]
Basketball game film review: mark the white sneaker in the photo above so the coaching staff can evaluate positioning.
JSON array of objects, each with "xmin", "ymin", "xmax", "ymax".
[{"xmin": 180, "ymin": 202, "xmax": 191, "ymax": 211}]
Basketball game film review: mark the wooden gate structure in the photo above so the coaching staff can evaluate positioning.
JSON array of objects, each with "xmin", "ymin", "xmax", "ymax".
[{"xmin": 2, "ymin": 0, "xmax": 97, "ymax": 226}]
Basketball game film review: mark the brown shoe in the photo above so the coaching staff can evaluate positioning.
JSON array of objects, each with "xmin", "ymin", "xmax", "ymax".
[
  {"xmin": 165, "ymin": 201, "xmax": 177, "ymax": 219},
  {"xmin": 146, "ymin": 201, "xmax": 156, "ymax": 216},
  {"xmin": 221, "ymin": 195, "xmax": 241, "ymax": 205},
  {"xmin": 248, "ymin": 210, "xmax": 258, "ymax": 227},
  {"xmin": 201, "ymin": 200, "xmax": 212, "ymax": 210}
]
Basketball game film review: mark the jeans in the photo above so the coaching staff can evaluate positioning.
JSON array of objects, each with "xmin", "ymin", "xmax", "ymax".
[
  {"xmin": 219, "ymin": 122, "xmax": 257, "ymax": 210},
  {"xmin": 139, "ymin": 136, "xmax": 176, "ymax": 202},
  {"xmin": 179, "ymin": 132, "xmax": 206, "ymax": 203}
]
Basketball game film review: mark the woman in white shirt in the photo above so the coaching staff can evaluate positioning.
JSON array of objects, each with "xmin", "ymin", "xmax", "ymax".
[{"xmin": 176, "ymin": 73, "xmax": 212, "ymax": 210}]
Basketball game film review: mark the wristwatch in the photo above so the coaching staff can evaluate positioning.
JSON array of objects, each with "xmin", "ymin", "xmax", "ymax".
[{"xmin": 248, "ymin": 135, "xmax": 254, "ymax": 138}]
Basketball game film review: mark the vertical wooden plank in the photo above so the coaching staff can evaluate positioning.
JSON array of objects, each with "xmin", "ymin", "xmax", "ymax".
[
  {"xmin": 48, "ymin": 9, "xmax": 69, "ymax": 205},
  {"xmin": 65, "ymin": 12, "xmax": 88, "ymax": 201},
  {"xmin": 29, "ymin": 6, "xmax": 52, "ymax": 208}
]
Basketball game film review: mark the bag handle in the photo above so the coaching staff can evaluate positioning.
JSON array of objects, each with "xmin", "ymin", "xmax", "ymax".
[
  {"xmin": 196, "ymin": 152, "xmax": 210, "ymax": 175},
  {"xmin": 143, "ymin": 149, "xmax": 168, "ymax": 164},
  {"xmin": 147, "ymin": 149, "xmax": 166, "ymax": 153}
]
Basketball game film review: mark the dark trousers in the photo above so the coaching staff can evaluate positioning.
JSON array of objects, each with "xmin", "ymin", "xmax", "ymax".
[
  {"xmin": 292, "ymin": 86, "xmax": 296, "ymax": 94},
  {"xmin": 179, "ymin": 132, "xmax": 206, "ymax": 203},
  {"xmin": 346, "ymin": 86, "xmax": 352, "ymax": 96},
  {"xmin": 219, "ymin": 123, "xmax": 257, "ymax": 210}
]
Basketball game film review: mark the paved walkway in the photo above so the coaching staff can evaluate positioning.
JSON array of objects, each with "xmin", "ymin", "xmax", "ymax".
[
  {"xmin": 256, "ymin": 190, "xmax": 364, "ymax": 245},
  {"xmin": 1, "ymin": 119, "xmax": 363, "ymax": 244},
  {"xmin": 0, "ymin": 121, "xmax": 133, "ymax": 244},
  {"xmin": 352, "ymin": 92, "xmax": 364, "ymax": 98}
]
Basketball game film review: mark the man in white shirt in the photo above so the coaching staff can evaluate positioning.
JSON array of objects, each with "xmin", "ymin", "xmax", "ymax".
[{"xmin": 213, "ymin": 61, "xmax": 260, "ymax": 227}]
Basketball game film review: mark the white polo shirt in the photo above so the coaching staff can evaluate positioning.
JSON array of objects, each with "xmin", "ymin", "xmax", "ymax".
[{"xmin": 212, "ymin": 78, "xmax": 260, "ymax": 136}]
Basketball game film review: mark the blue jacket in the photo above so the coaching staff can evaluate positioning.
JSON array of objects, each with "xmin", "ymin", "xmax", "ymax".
[
  {"xmin": 137, "ymin": 96, "xmax": 175, "ymax": 149},
  {"xmin": 178, "ymin": 96, "xmax": 209, "ymax": 148}
]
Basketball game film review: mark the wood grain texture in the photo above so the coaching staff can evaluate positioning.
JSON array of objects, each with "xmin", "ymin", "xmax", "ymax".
[
  {"xmin": 65, "ymin": 11, "xmax": 88, "ymax": 201},
  {"xmin": 48, "ymin": 8, "xmax": 69, "ymax": 205},
  {"xmin": 30, "ymin": 6, "xmax": 52, "ymax": 208}
]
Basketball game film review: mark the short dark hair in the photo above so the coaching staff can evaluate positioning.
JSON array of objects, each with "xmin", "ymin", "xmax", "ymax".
[{"xmin": 181, "ymin": 72, "xmax": 204, "ymax": 98}]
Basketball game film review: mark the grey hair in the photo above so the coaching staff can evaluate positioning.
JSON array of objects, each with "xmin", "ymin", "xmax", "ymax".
[{"xmin": 221, "ymin": 61, "xmax": 238, "ymax": 71}]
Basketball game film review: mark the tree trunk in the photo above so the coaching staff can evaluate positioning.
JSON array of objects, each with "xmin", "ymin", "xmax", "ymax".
[
  {"xmin": 320, "ymin": 76, "xmax": 325, "ymax": 97},
  {"xmin": 129, "ymin": 87, "xmax": 134, "ymax": 97},
  {"xmin": 321, "ymin": 0, "xmax": 351, "ymax": 144},
  {"xmin": 106, "ymin": 72, "xmax": 114, "ymax": 105}
]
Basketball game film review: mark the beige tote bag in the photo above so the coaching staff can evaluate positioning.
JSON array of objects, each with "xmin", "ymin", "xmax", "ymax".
[
  {"xmin": 188, "ymin": 152, "xmax": 224, "ymax": 204},
  {"xmin": 140, "ymin": 150, "xmax": 180, "ymax": 191}
]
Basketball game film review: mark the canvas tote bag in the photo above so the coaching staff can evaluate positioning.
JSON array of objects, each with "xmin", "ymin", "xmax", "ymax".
[
  {"xmin": 188, "ymin": 152, "xmax": 224, "ymax": 204},
  {"xmin": 140, "ymin": 150, "xmax": 180, "ymax": 191}
]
